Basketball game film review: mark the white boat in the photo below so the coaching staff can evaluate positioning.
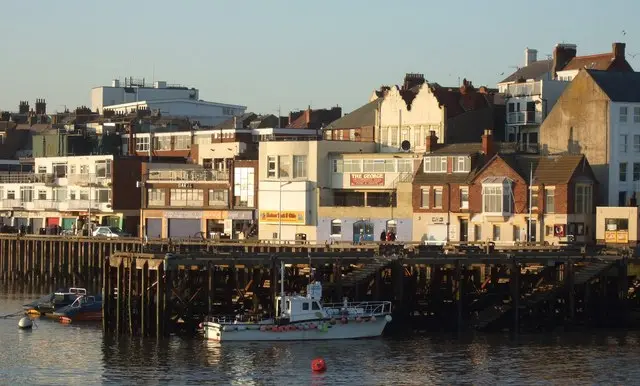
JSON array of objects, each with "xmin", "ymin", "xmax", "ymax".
[{"xmin": 203, "ymin": 262, "xmax": 392, "ymax": 342}]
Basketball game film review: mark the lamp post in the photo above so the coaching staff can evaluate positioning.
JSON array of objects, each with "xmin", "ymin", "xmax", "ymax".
[{"xmin": 278, "ymin": 181, "xmax": 292, "ymax": 243}]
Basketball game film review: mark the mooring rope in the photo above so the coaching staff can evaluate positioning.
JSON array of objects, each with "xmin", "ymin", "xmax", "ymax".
[{"xmin": 0, "ymin": 310, "xmax": 25, "ymax": 319}]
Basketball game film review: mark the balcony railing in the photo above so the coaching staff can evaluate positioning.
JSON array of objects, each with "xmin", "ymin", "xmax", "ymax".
[
  {"xmin": 517, "ymin": 142, "xmax": 540, "ymax": 154},
  {"xmin": 0, "ymin": 199, "xmax": 24, "ymax": 209},
  {"xmin": 507, "ymin": 111, "xmax": 542, "ymax": 125},
  {"xmin": 505, "ymin": 81, "xmax": 542, "ymax": 97},
  {"xmin": 66, "ymin": 200, "xmax": 103, "ymax": 210},
  {"xmin": 32, "ymin": 200, "xmax": 61, "ymax": 210},
  {"xmin": 147, "ymin": 169, "xmax": 229, "ymax": 182},
  {"xmin": 0, "ymin": 173, "xmax": 54, "ymax": 184},
  {"xmin": 66, "ymin": 174, "xmax": 111, "ymax": 187}
]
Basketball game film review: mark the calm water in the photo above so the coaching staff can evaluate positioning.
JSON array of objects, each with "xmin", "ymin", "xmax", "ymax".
[{"xmin": 1, "ymin": 289, "xmax": 640, "ymax": 385}]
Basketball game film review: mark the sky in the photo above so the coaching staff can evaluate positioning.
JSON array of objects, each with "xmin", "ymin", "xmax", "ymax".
[{"xmin": 0, "ymin": 0, "xmax": 638, "ymax": 115}]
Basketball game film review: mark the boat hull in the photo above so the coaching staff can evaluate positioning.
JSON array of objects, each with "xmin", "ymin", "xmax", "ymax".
[{"xmin": 204, "ymin": 317, "xmax": 389, "ymax": 341}]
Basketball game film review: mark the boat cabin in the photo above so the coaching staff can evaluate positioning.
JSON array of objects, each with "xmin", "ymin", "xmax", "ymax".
[
  {"xmin": 277, "ymin": 282, "xmax": 327, "ymax": 322},
  {"xmin": 53, "ymin": 288, "xmax": 87, "ymax": 304}
]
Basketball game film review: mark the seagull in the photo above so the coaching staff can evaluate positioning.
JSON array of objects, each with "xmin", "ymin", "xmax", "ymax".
[
  {"xmin": 499, "ymin": 72, "xmax": 504, "ymax": 76},
  {"xmin": 630, "ymin": 53, "xmax": 639, "ymax": 58},
  {"xmin": 622, "ymin": 30, "xmax": 627, "ymax": 35}
]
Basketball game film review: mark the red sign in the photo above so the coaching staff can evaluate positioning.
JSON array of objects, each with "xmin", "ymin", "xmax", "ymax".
[
  {"xmin": 554, "ymin": 224, "xmax": 566, "ymax": 237},
  {"xmin": 350, "ymin": 173, "xmax": 385, "ymax": 186}
]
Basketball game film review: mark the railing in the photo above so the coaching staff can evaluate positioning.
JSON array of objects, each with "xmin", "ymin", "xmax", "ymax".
[
  {"xmin": 66, "ymin": 174, "xmax": 111, "ymax": 187},
  {"xmin": 323, "ymin": 301, "xmax": 392, "ymax": 317},
  {"xmin": 0, "ymin": 173, "xmax": 54, "ymax": 184},
  {"xmin": 507, "ymin": 111, "xmax": 542, "ymax": 125},
  {"xmin": 505, "ymin": 81, "xmax": 542, "ymax": 97},
  {"xmin": 0, "ymin": 199, "xmax": 24, "ymax": 209},
  {"xmin": 147, "ymin": 169, "xmax": 229, "ymax": 182},
  {"xmin": 260, "ymin": 135, "xmax": 323, "ymax": 142},
  {"xmin": 66, "ymin": 200, "xmax": 103, "ymax": 210},
  {"xmin": 32, "ymin": 200, "xmax": 61, "ymax": 210},
  {"xmin": 517, "ymin": 142, "xmax": 540, "ymax": 154}
]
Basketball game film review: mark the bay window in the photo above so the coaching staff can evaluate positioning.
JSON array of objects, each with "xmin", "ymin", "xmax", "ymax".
[{"xmin": 482, "ymin": 178, "xmax": 513, "ymax": 215}]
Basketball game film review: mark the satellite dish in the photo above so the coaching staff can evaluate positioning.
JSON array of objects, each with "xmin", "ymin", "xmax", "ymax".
[{"xmin": 401, "ymin": 140, "xmax": 411, "ymax": 151}]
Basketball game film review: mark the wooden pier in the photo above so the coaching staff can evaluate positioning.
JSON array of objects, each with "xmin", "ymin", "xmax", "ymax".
[{"xmin": 1, "ymin": 234, "xmax": 639, "ymax": 334}]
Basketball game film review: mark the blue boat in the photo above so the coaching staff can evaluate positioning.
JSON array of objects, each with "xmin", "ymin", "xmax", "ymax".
[
  {"xmin": 23, "ymin": 288, "xmax": 88, "ymax": 316},
  {"xmin": 52, "ymin": 294, "xmax": 103, "ymax": 322}
]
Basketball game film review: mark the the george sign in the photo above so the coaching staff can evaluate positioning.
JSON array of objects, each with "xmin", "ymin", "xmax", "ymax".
[
  {"xmin": 350, "ymin": 173, "xmax": 385, "ymax": 186},
  {"xmin": 227, "ymin": 210, "xmax": 253, "ymax": 220},
  {"xmin": 163, "ymin": 210, "xmax": 202, "ymax": 219},
  {"xmin": 259, "ymin": 210, "xmax": 305, "ymax": 224}
]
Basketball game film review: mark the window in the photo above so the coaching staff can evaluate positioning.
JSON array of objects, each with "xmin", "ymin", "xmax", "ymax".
[
  {"xmin": 302, "ymin": 303, "xmax": 309, "ymax": 311},
  {"xmin": 620, "ymin": 134, "xmax": 628, "ymax": 152},
  {"xmin": 367, "ymin": 192, "xmax": 396, "ymax": 207},
  {"xmin": 397, "ymin": 159, "xmax": 413, "ymax": 173},
  {"xmin": 546, "ymin": 225, "xmax": 553, "ymax": 236},
  {"xmin": 363, "ymin": 160, "xmax": 387, "ymax": 173},
  {"xmin": 208, "ymin": 189, "xmax": 228, "ymax": 206},
  {"xmin": 423, "ymin": 156, "xmax": 447, "ymax": 173},
  {"xmin": 514, "ymin": 225, "xmax": 521, "ymax": 242},
  {"xmin": 37, "ymin": 190, "xmax": 46, "ymax": 200},
  {"xmin": 97, "ymin": 189, "xmax": 111, "ymax": 203},
  {"xmin": 330, "ymin": 219, "xmax": 342, "ymax": 236},
  {"xmin": 234, "ymin": 167, "xmax": 255, "ymax": 207},
  {"xmin": 575, "ymin": 184, "xmax": 593, "ymax": 214},
  {"xmin": 380, "ymin": 127, "xmax": 388, "ymax": 145},
  {"xmin": 482, "ymin": 181, "xmax": 513, "ymax": 214},
  {"xmin": 344, "ymin": 160, "xmax": 361, "ymax": 173},
  {"xmin": 493, "ymin": 225, "xmax": 501, "ymax": 241},
  {"xmin": 170, "ymin": 189, "xmax": 203, "ymax": 207},
  {"xmin": 0, "ymin": 187, "xmax": 3, "ymax": 200},
  {"xmin": 421, "ymin": 188, "xmax": 429, "ymax": 208},
  {"xmin": 635, "ymin": 163, "xmax": 640, "ymax": 181},
  {"xmin": 635, "ymin": 135, "xmax": 640, "ymax": 153},
  {"xmin": 606, "ymin": 218, "xmax": 629, "ymax": 231},
  {"xmin": 53, "ymin": 188, "xmax": 66, "ymax": 202},
  {"xmin": 620, "ymin": 162, "xmax": 628, "ymax": 182},
  {"xmin": 278, "ymin": 156, "xmax": 290, "ymax": 178},
  {"xmin": 267, "ymin": 156, "xmax": 277, "ymax": 178},
  {"xmin": 620, "ymin": 106, "xmax": 628, "ymax": 123},
  {"xmin": 434, "ymin": 188, "xmax": 443, "ymax": 208},
  {"xmin": 80, "ymin": 190, "xmax": 89, "ymax": 200},
  {"xmin": 7, "ymin": 190, "xmax": 15, "ymax": 199},
  {"xmin": 460, "ymin": 187, "xmax": 469, "ymax": 209},
  {"xmin": 147, "ymin": 189, "xmax": 165, "ymax": 206},
  {"xmin": 619, "ymin": 191, "xmax": 627, "ymax": 206},
  {"xmin": 69, "ymin": 190, "xmax": 76, "ymax": 200},
  {"xmin": 474, "ymin": 225, "xmax": 482, "ymax": 241},
  {"xmin": 95, "ymin": 160, "xmax": 111, "ymax": 178},
  {"xmin": 293, "ymin": 155, "xmax": 307, "ymax": 178},
  {"xmin": 154, "ymin": 136, "xmax": 171, "ymax": 150},
  {"xmin": 80, "ymin": 165, "xmax": 89, "ymax": 175},
  {"xmin": 52, "ymin": 163, "xmax": 67, "ymax": 178},
  {"xmin": 453, "ymin": 157, "xmax": 471, "ymax": 173},
  {"xmin": 135, "ymin": 137, "xmax": 150, "ymax": 151},
  {"xmin": 20, "ymin": 186, "xmax": 33, "ymax": 202},
  {"xmin": 390, "ymin": 128, "xmax": 398, "ymax": 147},
  {"xmin": 545, "ymin": 188, "xmax": 555, "ymax": 213},
  {"xmin": 174, "ymin": 135, "xmax": 191, "ymax": 150},
  {"xmin": 531, "ymin": 188, "xmax": 539, "ymax": 208},
  {"xmin": 312, "ymin": 302, "xmax": 321, "ymax": 311},
  {"xmin": 37, "ymin": 166, "xmax": 46, "ymax": 174},
  {"xmin": 69, "ymin": 165, "xmax": 76, "ymax": 175},
  {"xmin": 635, "ymin": 107, "xmax": 640, "ymax": 123}
]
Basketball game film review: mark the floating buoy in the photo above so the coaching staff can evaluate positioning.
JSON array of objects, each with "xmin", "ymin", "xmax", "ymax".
[
  {"xmin": 329, "ymin": 318, "xmax": 336, "ymax": 325},
  {"xmin": 309, "ymin": 323, "xmax": 316, "ymax": 329},
  {"xmin": 260, "ymin": 326, "xmax": 267, "ymax": 332},
  {"xmin": 303, "ymin": 324, "xmax": 309, "ymax": 330},
  {"xmin": 272, "ymin": 326, "xmax": 278, "ymax": 332},
  {"xmin": 385, "ymin": 315, "xmax": 393, "ymax": 322},
  {"xmin": 59, "ymin": 316, "xmax": 72, "ymax": 324},
  {"xmin": 311, "ymin": 358, "xmax": 327, "ymax": 372},
  {"xmin": 18, "ymin": 317, "xmax": 33, "ymax": 329},
  {"xmin": 25, "ymin": 309, "xmax": 40, "ymax": 317}
]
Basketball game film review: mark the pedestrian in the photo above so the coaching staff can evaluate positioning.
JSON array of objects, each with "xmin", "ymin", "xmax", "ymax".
[{"xmin": 380, "ymin": 230, "xmax": 387, "ymax": 242}]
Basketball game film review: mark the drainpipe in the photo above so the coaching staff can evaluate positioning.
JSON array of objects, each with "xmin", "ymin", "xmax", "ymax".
[{"xmin": 447, "ymin": 182, "xmax": 451, "ymax": 243}]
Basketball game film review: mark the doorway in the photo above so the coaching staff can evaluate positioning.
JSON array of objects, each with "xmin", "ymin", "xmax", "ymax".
[{"xmin": 460, "ymin": 219, "xmax": 468, "ymax": 242}]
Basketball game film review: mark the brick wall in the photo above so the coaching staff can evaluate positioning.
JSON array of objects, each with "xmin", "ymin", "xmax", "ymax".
[{"xmin": 112, "ymin": 158, "xmax": 143, "ymax": 210}]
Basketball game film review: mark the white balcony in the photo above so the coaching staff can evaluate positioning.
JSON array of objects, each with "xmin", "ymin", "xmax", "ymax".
[
  {"xmin": 147, "ymin": 169, "xmax": 229, "ymax": 182},
  {"xmin": 505, "ymin": 82, "xmax": 542, "ymax": 98},
  {"xmin": 66, "ymin": 174, "xmax": 111, "ymax": 187},
  {"xmin": 507, "ymin": 111, "xmax": 542, "ymax": 125},
  {"xmin": 0, "ymin": 173, "xmax": 54, "ymax": 184},
  {"xmin": 66, "ymin": 200, "xmax": 104, "ymax": 210},
  {"xmin": 0, "ymin": 199, "xmax": 25, "ymax": 209}
]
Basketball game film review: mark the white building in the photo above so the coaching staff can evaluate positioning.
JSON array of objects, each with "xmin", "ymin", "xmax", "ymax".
[{"xmin": 0, "ymin": 155, "xmax": 139, "ymax": 233}]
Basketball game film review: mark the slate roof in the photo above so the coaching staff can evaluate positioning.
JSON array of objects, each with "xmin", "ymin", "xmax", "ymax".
[
  {"xmin": 413, "ymin": 153, "xmax": 487, "ymax": 184},
  {"xmin": 479, "ymin": 153, "xmax": 593, "ymax": 184},
  {"xmin": 211, "ymin": 113, "xmax": 257, "ymax": 130},
  {"xmin": 500, "ymin": 59, "xmax": 553, "ymax": 83},
  {"xmin": 587, "ymin": 70, "xmax": 640, "ymax": 102},
  {"xmin": 562, "ymin": 54, "xmax": 614, "ymax": 71},
  {"xmin": 431, "ymin": 86, "xmax": 492, "ymax": 118},
  {"xmin": 325, "ymin": 99, "xmax": 379, "ymax": 129},
  {"xmin": 427, "ymin": 141, "xmax": 517, "ymax": 155}
]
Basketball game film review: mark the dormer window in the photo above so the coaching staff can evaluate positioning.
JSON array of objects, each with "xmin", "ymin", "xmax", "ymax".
[
  {"xmin": 424, "ymin": 156, "xmax": 447, "ymax": 173},
  {"xmin": 482, "ymin": 177, "xmax": 513, "ymax": 215},
  {"xmin": 453, "ymin": 156, "xmax": 471, "ymax": 173}
]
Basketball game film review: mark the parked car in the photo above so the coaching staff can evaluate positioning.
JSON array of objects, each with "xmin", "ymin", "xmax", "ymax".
[{"xmin": 92, "ymin": 226, "xmax": 129, "ymax": 238}]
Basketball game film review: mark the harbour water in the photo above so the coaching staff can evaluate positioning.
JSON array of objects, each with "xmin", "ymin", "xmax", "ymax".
[{"xmin": 1, "ymin": 288, "xmax": 640, "ymax": 385}]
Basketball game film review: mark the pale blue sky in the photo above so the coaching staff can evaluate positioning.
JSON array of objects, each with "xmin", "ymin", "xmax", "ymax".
[{"xmin": 0, "ymin": 0, "xmax": 637, "ymax": 115}]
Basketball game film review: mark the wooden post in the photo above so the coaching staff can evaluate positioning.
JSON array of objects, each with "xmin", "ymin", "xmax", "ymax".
[
  {"xmin": 335, "ymin": 259, "xmax": 343, "ymax": 302},
  {"xmin": 565, "ymin": 259, "xmax": 575, "ymax": 323},
  {"xmin": 455, "ymin": 259, "xmax": 463, "ymax": 330},
  {"xmin": 271, "ymin": 259, "xmax": 278, "ymax": 313},
  {"xmin": 207, "ymin": 263, "xmax": 214, "ymax": 317},
  {"xmin": 102, "ymin": 256, "xmax": 111, "ymax": 333},
  {"xmin": 164, "ymin": 261, "xmax": 173, "ymax": 337},
  {"xmin": 511, "ymin": 260, "xmax": 520, "ymax": 334},
  {"xmin": 116, "ymin": 259, "xmax": 124, "ymax": 336},
  {"xmin": 128, "ymin": 256, "xmax": 135, "ymax": 336},
  {"xmin": 141, "ymin": 261, "xmax": 149, "ymax": 336},
  {"xmin": 156, "ymin": 261, "xmax": 165, "ymax": 339}
]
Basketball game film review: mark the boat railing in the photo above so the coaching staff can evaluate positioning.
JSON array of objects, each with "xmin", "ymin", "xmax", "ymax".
[
  {"xmin": 207, "ymin": 314, "xmax": 268, "ymax": 324},
  {"xmin": 322, "ymin": 301, "xmax": 392, "ymax": 317}
]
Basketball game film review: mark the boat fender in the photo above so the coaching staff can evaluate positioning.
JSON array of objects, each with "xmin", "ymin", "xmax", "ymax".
[
  {"xmin": 385, "ymin": 315, "xmax": 392, "ymax": 322},
  {"xmin": 18, "ymin": 317, "xmax": 33, "ymax": 329},
  {"xmin": 303, "ymin": 324, "xmax": 309, "ymax": 330},
  {"xmin": 329, "ymin": 318, "xmax": 336, "ymax": 325},
  {"xmin": 271, "ymin": 326, "xmax": 278, "ymax": 332},
  {"xmin": 309, "ymin": 323, "xmax": 316, "ymax": 329},
  {"xmin": 370, "ymin": 316, "xmax": 376, "ymax": 322},
  {"xmin": 341, "ymin": 317, "xmax": 347, "ymax": 324},
  {"xmin": 356, "ymin": 317, "xmax": 362, "ymax": 323},
  {"xmin": 260, "ymin": 326, "xmax": 267, "ymax": 332}
]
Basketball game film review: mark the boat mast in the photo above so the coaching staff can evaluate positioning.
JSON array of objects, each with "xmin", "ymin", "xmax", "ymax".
[{"xmin": 280, "ymin": 260, "xmax": 285, "ymax": 317}]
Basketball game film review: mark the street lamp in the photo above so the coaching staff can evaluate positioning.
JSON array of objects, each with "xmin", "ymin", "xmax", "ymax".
[{"xmin": 278, "ymin": 181, "xmax": 292, "ymax": 243}]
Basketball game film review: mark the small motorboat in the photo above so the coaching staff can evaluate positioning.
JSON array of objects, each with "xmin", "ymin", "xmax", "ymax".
[
  {"xmin": 23, "ymin": 288, "xmax": 87, "ymax": 316},
  {"xmin": 52, "ymin": 294, "xmax": 102, "ymax": 322}
]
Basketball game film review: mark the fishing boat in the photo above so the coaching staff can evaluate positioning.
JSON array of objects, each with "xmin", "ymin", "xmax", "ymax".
[
  {"xmin": 203, "ymin": 262, "xmax": 392, "ymax": 341},
  {"xmin": 52, "ymin": 294, "xmax": 103, "ymax": 322},
  {"xmin": 23, "ymin": 288, "xmax": 88, "ymax": 316}
]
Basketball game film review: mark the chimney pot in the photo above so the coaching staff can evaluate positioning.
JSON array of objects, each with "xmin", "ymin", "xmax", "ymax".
[
  {"xmin": 525, "ymin": 48, "xmax": 538, "ymax": 66},
  {"xmin": 425, "ymin": 130, "xmax": 439, "ymax": 152},
  {"xmin": 481, "ymin": 129, "xmax": 495, "ymax": 158},
  {"xmin": 613, "ymin": 42, "xmax": 626, "ymax": 59}
]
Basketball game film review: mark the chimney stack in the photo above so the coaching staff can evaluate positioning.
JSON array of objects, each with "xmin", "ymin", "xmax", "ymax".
[
  {"xmin": 481, "ymin": 129, "xmax": 496, "ymax": 158},
  {"xmin": 613, "ymin": 42, "xmax": 626, "ymax": 59},
  {"xmin": 35, "ymin": 98, "xmax": 46, "ymax": 115},
  {"xmin": 525, "ymin": 48, "xmax": 538, "ymax": 66},
  {"xmin": 425, "ymin": 130, "xmax": 439, "ymax": 152},
  {"xmin": 552, "ymin": 43, "xmax": 577, "ymax": 79},
  {"xmin": 403, "ymin": 73, "xmax": 425, "ymax": 90}
]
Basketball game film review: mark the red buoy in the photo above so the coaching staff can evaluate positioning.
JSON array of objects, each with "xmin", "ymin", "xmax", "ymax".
[{"xmin": 311, "ymin": 358, "xmax": 327, "ymax": 372}]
